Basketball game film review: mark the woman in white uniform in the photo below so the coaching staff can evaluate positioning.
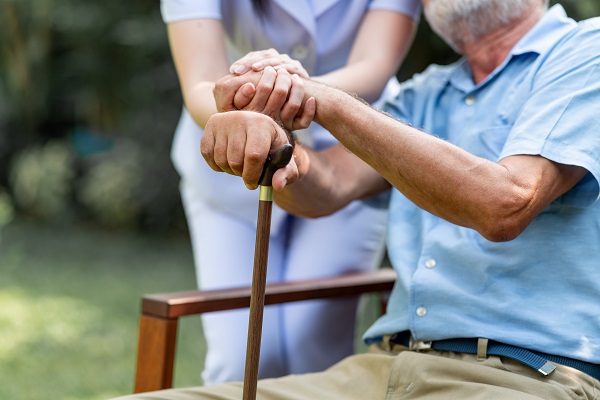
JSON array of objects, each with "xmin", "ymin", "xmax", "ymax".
[{"xmin": 161, "ymin": 0, "xmax": 419, "ymax": 385}]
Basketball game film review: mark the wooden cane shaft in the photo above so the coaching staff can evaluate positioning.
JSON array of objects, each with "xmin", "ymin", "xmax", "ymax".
[{"xmin": 243, "ymin": 194, "xmax": 273, "ymax": 400}]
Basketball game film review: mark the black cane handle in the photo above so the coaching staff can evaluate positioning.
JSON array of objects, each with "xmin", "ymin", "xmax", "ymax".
[{"xmin": 258, "ymin": 144, "xmax": 294, "ymax": 186}]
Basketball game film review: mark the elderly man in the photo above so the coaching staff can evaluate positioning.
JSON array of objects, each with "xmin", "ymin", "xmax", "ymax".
[{"xmin": 118, "ymin": 0, "xmax": 600, "ymax": 398}]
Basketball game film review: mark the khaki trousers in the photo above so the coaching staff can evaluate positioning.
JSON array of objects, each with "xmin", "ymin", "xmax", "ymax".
[{"xmin": 117, "ymin": 338, "xmax": 599, "ymax": 400}]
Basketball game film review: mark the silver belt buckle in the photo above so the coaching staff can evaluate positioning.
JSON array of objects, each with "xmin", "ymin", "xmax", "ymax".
[{"xmin": 409, "ymin": 336, "xmax": 432, "ymax": 351}]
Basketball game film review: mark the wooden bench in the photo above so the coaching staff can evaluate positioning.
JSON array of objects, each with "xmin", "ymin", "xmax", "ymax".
[{"xmin": 133, "ymin": 268, "xmax": 397, "ymax": 393}]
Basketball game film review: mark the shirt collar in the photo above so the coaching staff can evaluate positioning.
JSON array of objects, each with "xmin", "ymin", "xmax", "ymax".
[
  {"xmin": 272, "ymin": 0, "xmax": 341, "ymax": 38},
  {"xmin": 511, "ymin": 4, "xmax": 577, "ymax": 56},
  {"xmin": 311, "ymin": 0, "xmax": 340, "ymax": 16},
  {"xmin": 448, "ymin": 4, "xmax": 577, "ymax": 92}
]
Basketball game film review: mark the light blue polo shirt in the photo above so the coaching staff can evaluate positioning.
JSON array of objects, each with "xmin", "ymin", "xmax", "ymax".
[{"xmin": 364, "ymin": 5, "xmax": 600, "ymax": 364}]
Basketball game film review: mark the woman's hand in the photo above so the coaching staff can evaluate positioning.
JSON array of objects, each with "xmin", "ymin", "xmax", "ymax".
[{"xmin": 229, "ymin": 48, "xmax": 310, "ymax": 79}]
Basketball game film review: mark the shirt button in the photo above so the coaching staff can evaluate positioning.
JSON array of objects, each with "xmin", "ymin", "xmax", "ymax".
[
  {"xmin": 465, "ymin": 94, "xmax": 476, "ymax": 105},
  {"xmin": 291, "ymin": 44, "xmax": 308, "ymax": 60},
  {"xmin": 425, "ymin": 259, "xmax": 436, "ymax": 269},
  {"xmin": 416, "ymin": 307, "xmax": 427, "ymax": 317}
]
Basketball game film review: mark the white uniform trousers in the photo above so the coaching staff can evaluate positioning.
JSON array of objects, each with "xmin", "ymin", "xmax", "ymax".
[{"xmin": 180, "ymin": 181, "xmax": 388, "ymax": 384}]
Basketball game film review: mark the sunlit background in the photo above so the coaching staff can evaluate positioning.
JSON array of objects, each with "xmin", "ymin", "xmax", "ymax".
[{"xmin": 1, "ymin": 1, "xmax": 598, "ymax": 398}]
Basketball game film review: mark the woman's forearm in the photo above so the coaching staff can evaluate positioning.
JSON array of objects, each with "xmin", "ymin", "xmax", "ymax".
[
  {"xmin": 181, "ymin": 82, "xmax": 218, "ymax": 129},
  {"xmin": 314, "ymin": 10, "xmax": 415, "ymax": 103},
  {"xmin": 167, "ymin": 19, "xmax": 230, "ymax": 129}
]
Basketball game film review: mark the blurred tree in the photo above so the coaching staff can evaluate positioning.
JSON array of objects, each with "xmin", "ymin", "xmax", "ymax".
[
  {"xmin": 0, "ymin": 0, "xmax": 180, "ymax": 133},
  {"xmin": 0, "ymin": 0, "xmax": 185, "ymax": 231},
  {"xmin": 9, "ymin": 140, "xmax": 75, "ymax": 221}
]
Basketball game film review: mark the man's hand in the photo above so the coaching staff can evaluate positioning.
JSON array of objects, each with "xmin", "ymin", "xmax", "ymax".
[
  {"xmin": 213, "ymin": 67, "xmax": 315, "ymax": 131},
  {"xmin": 202, "ymin": 111, "xmax": 300, "ymax": 190}
]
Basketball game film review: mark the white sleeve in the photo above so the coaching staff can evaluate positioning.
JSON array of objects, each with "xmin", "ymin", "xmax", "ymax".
[
  {"xmin": 160, "ymin": 0, "xmax": 222, "ymax": 23},
  {"xmin": 368, "ymin": 0, "xmax": 421, "ymax": 21}
]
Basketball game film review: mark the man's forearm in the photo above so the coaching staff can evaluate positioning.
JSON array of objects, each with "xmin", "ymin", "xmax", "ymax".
[
  {"xmin": 274, "ymin": 142, "xmax": 389, "ymax": 218},
  {"xmin": 302, "ymin": 79, "xmax": 582, "ymax": 242}
]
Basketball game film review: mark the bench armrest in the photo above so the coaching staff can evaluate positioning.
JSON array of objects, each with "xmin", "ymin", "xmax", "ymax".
[{"xmin": 134, "ymin": 268, "xmax": 396, "ymax": 393}]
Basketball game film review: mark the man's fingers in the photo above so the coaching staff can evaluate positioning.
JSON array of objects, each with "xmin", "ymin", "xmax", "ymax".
[
  {"xmin": 272, "ymin": 159, "xmax": 299, "ymax": 191},
  {"xmin": 292, "ymin": 97, "xmax": 316, "ymax": 131},
  {"xmin": 214, "ymin": 72, "xmax": 263, "ymax": 112},
  {"xmin": 241, "ymin": 116, "xmax": 293, "ymax": 189},
  {"xmin": 227, "ymin": 127, "xmax": 248, "ymax": 177},
  {"xmin": 233, "ymin": 83, "xmax": 256, "ymax": 109},
  {"xmin": 202, "ymin": 113, "xmax": 247, "ymax": 176},
  {"xmin": 213, "ymin": 75, "xmax": 238, "ymax": 112},
  {"xmin": 241, "ymin": 122, "xmax": 280, "ymax": 190},
  {"xmin": 262, "ymin": 69, "xmax": 292, "ymax": 118},
  {"xmin": 204, "ymin": 111, "xmax": 286, "ymax": 190},
  {"xmin": 212, "ymin": 128, "xmax": 234, "ymax": 175},
  {"xmin": 200, "ymin": 124, "xmax": 219, "ymax": 171},
  {"xmin": 244, "ymin": 66, "xmax": 277, "ymax": 111},
  {"xmin": 280, "ymin": 74, "xmax": 305, "ymax": 129}
]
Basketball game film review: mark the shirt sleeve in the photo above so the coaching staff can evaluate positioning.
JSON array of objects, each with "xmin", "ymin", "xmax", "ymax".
[
  {"xmin": 500, "ymin": 20, "xmax": 600, "ymax": 207},
  {"xmin": 383, "ymin": 63, "xmax": 445, "ymax": 128},
  {"xmin": 160, "ymin": 0, "xmax": 222, "ymax": 24},
  {"xmin": 368, "ymin": 0, "xmax": 421, "ymax": 21}
]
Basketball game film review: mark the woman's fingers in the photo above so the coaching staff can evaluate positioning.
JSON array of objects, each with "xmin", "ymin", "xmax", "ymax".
[
  {"xmin": 230, "ymin": 48, "xmax": 310, "ymax": 79},
  {"xmin": 253, "ymin": 58, "xmax": 309, "ymax": 78},
  {"xmin": 229, "ymin": 48, "xmax": 281, "ymax": 75}
]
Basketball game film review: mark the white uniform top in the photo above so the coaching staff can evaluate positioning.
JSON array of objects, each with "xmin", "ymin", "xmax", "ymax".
[
  {"xmin": 162, "ymin": 0, "xmax": 420, "ymax": 77},
  {"xmin": 162, "ymin": 0, "xmax": 421, "ymax": 231}
]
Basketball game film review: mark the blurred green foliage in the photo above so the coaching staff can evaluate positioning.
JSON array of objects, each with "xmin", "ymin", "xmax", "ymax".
[
  {"xmin": 9, "ymin": 140, "xmax": 75, "ymax": 220},
  {"xmin": 0, "ymin": 0, "xmax": 599, "ymax": 232},
  {"xmin": 0, "ymin": 0, "xmax": 184, "ymax": 231},
  {"xmin": 0, "ymin": 0, "xmax": 179, "ymax": 135},
  {"xmin": 0, "ymin": 186, "xmax": 14, "ymax": 230},
  {"xmin": 78, "ymin": 141, "xmax": 142, "ymax": 228}
]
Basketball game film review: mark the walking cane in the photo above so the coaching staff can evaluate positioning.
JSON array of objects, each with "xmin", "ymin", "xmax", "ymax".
[{"xmin": 243, "ymin": 143, "xmax": 294, "ymax": 400}]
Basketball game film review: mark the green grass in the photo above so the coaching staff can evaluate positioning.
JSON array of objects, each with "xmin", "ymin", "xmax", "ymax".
[
  {"xmin": 0, "ymin": 219, "xmax": 204, "ymax": 400},
  {"xmin": 0, "ymin": 218, "xmax": 381, "ymax": 399}
]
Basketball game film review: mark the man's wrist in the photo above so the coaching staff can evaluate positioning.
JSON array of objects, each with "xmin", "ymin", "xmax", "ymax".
[
  {"xmin": 285, "ymin": 128, "xmax": 296, "ymax": 149},
  {"xmin": 277, "ymin": 123, "xmax": 296, "ymax": 149}
]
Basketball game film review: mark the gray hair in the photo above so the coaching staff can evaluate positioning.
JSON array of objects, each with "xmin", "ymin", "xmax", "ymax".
[{"xmin": 424, "ymin": 0, "xmax": 549, "ymax": 52}]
